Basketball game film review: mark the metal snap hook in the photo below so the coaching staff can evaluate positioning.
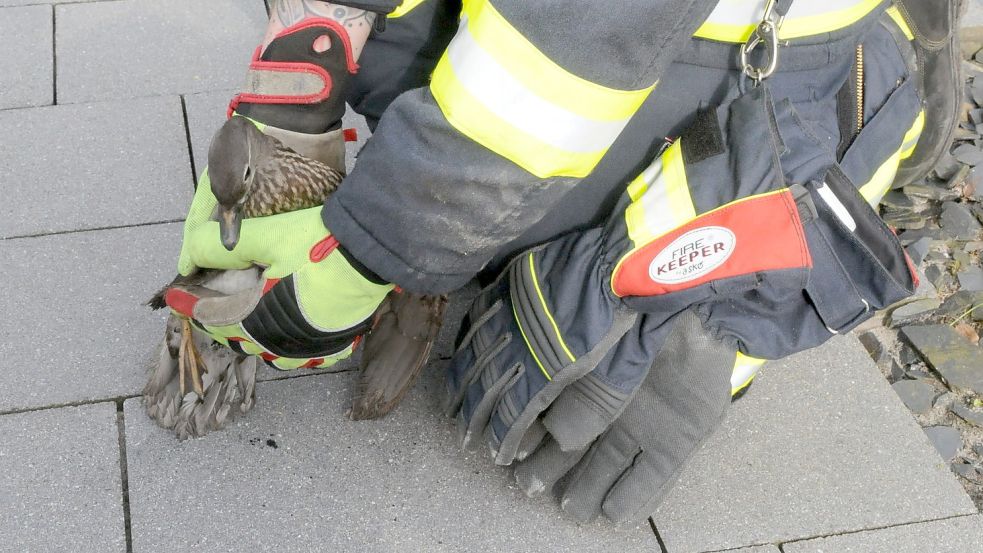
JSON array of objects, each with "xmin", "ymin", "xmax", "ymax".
[{"xmin": 740, "ymin": 0, "xmax": 786, "ymax": 82}]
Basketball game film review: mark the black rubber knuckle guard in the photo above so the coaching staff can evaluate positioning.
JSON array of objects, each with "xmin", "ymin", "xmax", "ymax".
[{"xmin": 242, "ymin": 276, "xmax": 372, "ymax": 358}]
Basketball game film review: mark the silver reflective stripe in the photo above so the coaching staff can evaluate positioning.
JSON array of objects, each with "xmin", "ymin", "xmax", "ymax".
[
  {"xmin": 635, "ymin": 160, "xmax": 683, "ymax": 239},
  {"xmin": 444, "ymin": 17, "xmax": 631, "ymax": 154},
  {"xmin": 816, "ymin": 182, "xmax": 857, "ymax": 232},
  {"xmin": 731, "ymin": 356, "xmax": 764, "ymax": 392},
  {"xmin": 705, "ymin": 0, "xmax": 873, "ymax": 27}
]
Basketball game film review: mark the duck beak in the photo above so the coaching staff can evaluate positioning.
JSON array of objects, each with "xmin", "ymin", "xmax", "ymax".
[{"xmin": 218, "ymin": 206, "xmax": 243, "ymax": 251}]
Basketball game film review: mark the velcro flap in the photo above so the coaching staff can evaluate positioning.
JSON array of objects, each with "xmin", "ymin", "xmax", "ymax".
[
  {"xmin": 242, "ymin": 63, "xmax": 331, "ymax": 102},
  {"xmin": 234, "ymin": 46, "xmax": 332, "ymax": 106}
]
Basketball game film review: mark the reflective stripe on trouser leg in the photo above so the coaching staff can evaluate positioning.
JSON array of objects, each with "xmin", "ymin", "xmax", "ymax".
[
  {"xmin": 731, "ymin": 352, "xmax": 765, "ymax": 396},
  {"xmin": 858, "ymin": 109, "xmax": 923, "ymax": 207}
]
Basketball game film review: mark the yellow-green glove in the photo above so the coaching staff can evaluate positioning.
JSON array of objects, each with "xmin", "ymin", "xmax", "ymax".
[{"xmin": 170, "ymin": 179, "xmax": 392, "ymax": 370}]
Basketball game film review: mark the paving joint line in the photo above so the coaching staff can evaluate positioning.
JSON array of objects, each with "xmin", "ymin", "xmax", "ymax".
[
  {"xmin": 10, "ymin": 0, "xmax": 125, "ymax": 8},
  {"xmin": 116, "ymin": 400, "xmax": 134, "ymax": 553},
  {"xmin": 0, "ymin": 89, "xmax": 233, "ymax": 114},
  {"xmin": 50, "ymin": 4, "xmax": 57, "ymax": 105},
  {"xmin": 1, "ymin": 219, "xmax": 184, "ymax": 242},
  {"xmin": 256, "ymin": 366, "xmax": 358, "ymax": 384},
  {"xmin": 693, "ymin": 512, "xmax": 983, "ymax": 553},
  {"xmin": 0, "ymin": 394, "xmax": 139, "ymax": 417},
  {"xmin": 778, "ymin": 512, "xmax": 983, "ymax": 545},
  {"xmin": 649, "ymin": 518, "xmax": 669, "ymax": 553},
  {"xmin": 180, "ymin": 94, "xmax": 199, "ymax": 183}
]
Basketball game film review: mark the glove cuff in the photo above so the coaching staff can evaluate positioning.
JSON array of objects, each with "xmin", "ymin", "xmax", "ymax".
[{"xmin": 231, "ymin": 18, "xmax": 358, "ymax": 134}]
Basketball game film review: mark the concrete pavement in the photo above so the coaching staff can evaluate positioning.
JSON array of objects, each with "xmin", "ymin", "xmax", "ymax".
[{"xmin": 1, "ymin": 1, "xmax": 980, "ymax": 551}]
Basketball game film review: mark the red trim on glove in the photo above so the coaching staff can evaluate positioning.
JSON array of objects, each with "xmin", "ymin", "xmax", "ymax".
[
  {"xmin": 228, "ymin": 45, "xmax": 334, "ymax": 118},
  {"xmin": 309, "ymin": 235, "xmax": 340, "ymax": 263},
  {"xmin": 164, "ymin": 288, "xmax": 200, "ymax": 318},
  {"xmin": 613, "ymin": 190, "xmax": 812, "ymax": 297},
  {"xmin": 343, "ymin": 128, "xmax": 358, "ymax": 142},
  {"xmin": 262, "ymin": 278, "xmax": 281, "ymax": 295}
]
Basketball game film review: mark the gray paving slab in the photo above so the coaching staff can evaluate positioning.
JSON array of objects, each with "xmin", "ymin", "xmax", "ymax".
[
  {"xmin": 783, "ymin": 515, "xmax": 983, "ymax": 553},
  {"xmin": 55, "ymin": 0, "xmax": 266, "ymax": 104},
  {"xmin": 0, "ymin": 402, "xmax": 125, "ymax": 553},
  {"xmin": 124, "ymin": 367, "xmax": 659, "ymax": 553},
  {"xmin": 0, "ymin": 0, "xmax": 98, "ymax": 6},
  {"xmin": 0, "ymin": 5, "xmax": 52, "ymax": 110},
  {"xmin": 652, "ymin": 336, "xmax": 977, "ymax": 553},
  {"xmin": 0, "ymin": 96, "xmax": 191, "ymax": 238},
  {"xmin": 0, "ymin": 223, "xmax": 181, "ymax": 411},
  {"xmin": 718, "ymin": 547, "xmax": 781, "ymax": 553}
]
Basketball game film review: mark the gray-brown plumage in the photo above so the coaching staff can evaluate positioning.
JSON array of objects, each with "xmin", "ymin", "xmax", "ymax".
[
  {"xmin": 351, "ymin": 292, "xmax": 447, "ymax": 420},
  {"xmin": 145, "ymin": 116, "xmax": 445, "ymax": 438},
  {"xmin": 145, "ymin": 116, "xmax": 343, "ymax": 439}
]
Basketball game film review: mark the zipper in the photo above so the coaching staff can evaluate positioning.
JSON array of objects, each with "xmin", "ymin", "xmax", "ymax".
[{"xmin": 855, "ymin": 44, "xmax": 865, "ymax": 135}]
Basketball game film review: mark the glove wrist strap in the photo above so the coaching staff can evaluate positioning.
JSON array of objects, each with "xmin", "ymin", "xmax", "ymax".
[{"xmin": 230, "ymin": 18, "xmax": 358, "ymax": 134}]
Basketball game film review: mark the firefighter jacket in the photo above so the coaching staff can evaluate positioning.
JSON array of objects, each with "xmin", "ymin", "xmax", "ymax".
[{"xmin": 323, "ymin": 0, "xmax": 921, "ymax": 298}]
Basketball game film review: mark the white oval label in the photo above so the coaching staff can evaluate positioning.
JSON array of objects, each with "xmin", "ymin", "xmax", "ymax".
[{"xmin": 648, "ymin": 226, "xmax": 736, "ymax": 284}]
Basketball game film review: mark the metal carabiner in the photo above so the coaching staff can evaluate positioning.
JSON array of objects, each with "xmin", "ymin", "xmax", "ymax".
[{"xmin": 740, "ymin": 0, "xmax": 786, "ymax": 82}]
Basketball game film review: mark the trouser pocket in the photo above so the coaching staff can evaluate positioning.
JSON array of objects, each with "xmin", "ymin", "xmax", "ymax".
[{"xmin": 800, "ymin": 165, "xmax": 918, "ymax": 335}]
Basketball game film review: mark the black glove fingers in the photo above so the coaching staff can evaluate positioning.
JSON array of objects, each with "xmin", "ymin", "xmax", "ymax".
[
  {"xmin": 514, "ymin": 435, "xmax": 587, "ymax": 497},
  {"xmin": 543, "ymin": 373, "xmax": 633, "ymax": 453},
  {"xmin": 559, "ymin": 429, "xmax": 640, "ymax": 523},
  {"xmin": 485, "ymin": 366, "xmax": 525, "ymax": 458},
  {"xmin": 443, "ymin": 346, "xmax": 477, "ymax": 417},
  {"xmin": 601, "ymin": 450, "xmax": 679, "ymax": 524},
  {"xmin": 442, "ymin": 331, "xmax": 511, "ymax": 417},
  {"xmin": 461, "ymin": 362, "xmax": 521, "ymax": 451},
  {"xmin": 514, "ymin": 419, "xmax": 548, "ymax": 462},
  {"xmin": 454, "ymin": 297, "xmax": 503, "ymax": 355}
]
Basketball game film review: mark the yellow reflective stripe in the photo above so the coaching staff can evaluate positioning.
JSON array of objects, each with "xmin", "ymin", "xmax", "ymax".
[
  {"xmin": 899, "ymin": 109, "xmax": 924, "ymax": 160},
  {"xmin": 731, "ymin": 373, "xmax": 757, "ymax": 396},
  {"xmin": 885, "ymin": 5, "xmax": 914, "ymax": 40},
  {"xmin": 431, "ymin": 66, "xmax": 606, "ymax": 178},
  {"xmin": 269, "ymin": 346, "xmax": 351, "ymax": 371},
  {"xmin": 389, "ymin": 0, "xmax": 427, "ymax": 18},
  {"xmin": 624, "ymin": 142, "xmax": 696, "ymax": 249},
  {"xmin": 511, "ymin": 299, "xmax": 552, "ymax": 381},
  {"xmin": 731, "ymin": 353, "xmax": 766, "ymax": 395},
  {"xmin": 694, "ymin": 0, "xmax": 884, "ymax": 43},
  {"xmin": 430, "ymin": 1, "xmax": 653, "ymax": 178},
  {"xmin": 859, "ymin": 109, "xmax": 921, "ymax": 206},
  {"xmin": 860, "ymin": 148, "xmax": 902, "ymax": 206},
  {"xmin": 527, "ymin": 253, "xmax": 576, "ymax": 363},
  {"xmin": 462, "ymin": 2, "xmax": 651, "ymax": 121}
]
